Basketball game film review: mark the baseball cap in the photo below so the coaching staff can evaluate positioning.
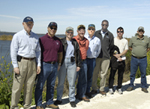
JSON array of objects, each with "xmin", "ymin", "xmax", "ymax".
[
  {"xmin": 77, "ymin": 25, "xmax": 85, "ymax": 30},
  {"xmin": 138, "ymin": 26, "xmax": 144, "ymax": 31},
  {"xmin": 88, "ymin": 24, "xmax": 95, "ymax": 29},
  {"xmin": 23, "ymin": 16, "xmax": 34, "ymax": 23},
  {"xmin": 66, "ymin": 27, "xmax": 74, "ymax": 32},
  {"xmin": 48, "ymin": 22, "xmax": 57, "ymax": 28}
]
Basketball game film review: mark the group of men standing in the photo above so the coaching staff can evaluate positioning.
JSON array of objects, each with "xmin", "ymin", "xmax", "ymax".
[{"xmin": 10, "ymin": 16, "xmax": 149, "ymax": 109}]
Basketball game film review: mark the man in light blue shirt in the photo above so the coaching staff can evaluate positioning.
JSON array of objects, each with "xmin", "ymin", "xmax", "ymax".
[
  {"xmin": 10, "ymin": 16, "xmax": 41, "ymax": 109},
  {"xmin": 85, "ymin": 24, "xmax": 101, "ymax": 98}
]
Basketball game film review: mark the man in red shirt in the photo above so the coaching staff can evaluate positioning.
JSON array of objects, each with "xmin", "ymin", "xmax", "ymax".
[
  {"xmin": 73, "ymin": 25, "xmax": 90, "ymax": 102},
  {"xmin": 35, "ymin": 22, "xmax": 63, "ymax": 109}
]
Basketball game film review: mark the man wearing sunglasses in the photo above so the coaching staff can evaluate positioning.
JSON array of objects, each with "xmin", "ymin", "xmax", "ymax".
[
  {"xmin": 10, "ymin": 16, "xmax": 41, "ymax": 109},
  {"xmin": 85, "ymin": 24, "xmax": 101, "ymax": 98},
  {"xmin": 73, "ymin": 25, "xmax": 90, "ymax": 102},
  {"xmin": 35, "ymin": 22, "xmax": 63, "ymax": 109},
  {"xmin": 108, "ymin": 27, "xmax": 128, "ymax": 94},
  {"xmin": 91, "ymin": 20, "xmax": 114, "ymax": 95},
  {"xmin": 127, "ymin": 26, "xmax": 150, "ymax": 93},
  {"xmin": 54, "ymin": 27, "xmax": 81, "ymax": 107}
]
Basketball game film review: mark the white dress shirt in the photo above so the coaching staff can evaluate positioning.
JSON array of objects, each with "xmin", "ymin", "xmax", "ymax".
[
  {"xmin": 10, "ymin": 29, "xmax": 41, "ymax": 68},
  {"xmin": 85, "ymin": 35, "xmax": 101, "ymax": 58}
]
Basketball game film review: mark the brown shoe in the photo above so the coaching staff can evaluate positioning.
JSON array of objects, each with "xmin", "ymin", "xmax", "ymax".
[
  {"xmin": 142, "ymin": 88, "xmax": 148, "ymax": 93},
  {"xmin": 46, "ymin": 104, "xmax": 59, "ymax": 109},
  {"xmin": 100, "ymin": 91, "xmax": 106, "ymax": 95},
  {"xmin": 81, "ymin": 97, "xmax": 90, "ymax": 102},
  {"xmin": 36, "ymin": 106, "xmax": 44, "ymax": 109}
]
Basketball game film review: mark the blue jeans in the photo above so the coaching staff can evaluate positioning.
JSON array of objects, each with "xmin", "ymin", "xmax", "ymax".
[
  {"xmin": 77, "ymin": 60, "xmax": 87, "ymax": 98},
  {"xmin": 86, "ymin": 58, "xmax": 96, "ymax": 93},
  {"xmin": 130, "ymin": 56, "xmax": 147, "ymax": 88},
  {"xmin": 35, "ymin": 62, "xmax": 58, "ymax": 106},
  {"xmin": 57, "ymin": 58, "xmax": 77, "ymax": 102}
]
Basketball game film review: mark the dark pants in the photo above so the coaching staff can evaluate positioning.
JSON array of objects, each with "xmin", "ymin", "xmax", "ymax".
[{"xmin": 109, "ymin": 61, "xmax": 125, "ymax": 89}]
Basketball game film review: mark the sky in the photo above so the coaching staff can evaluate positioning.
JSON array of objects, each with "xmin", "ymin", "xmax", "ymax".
[{"xmin": 0, "ymin": 0, "xmax": 150, "ymax": 38}]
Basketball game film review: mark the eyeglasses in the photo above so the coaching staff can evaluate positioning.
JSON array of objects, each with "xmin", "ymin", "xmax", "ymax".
[
  {"xmin": 138, "ymin": 30, "xmax": 144, "ymax": 32},
  {"xmin": 67, "ymin": 31, "xmax": 73, "ymax": 34},
  {"xmin": 117, "ymin": 31, "xmax": 124, "ymax": 33},
  {"xmin": 102, "ymin": 24, "xmax": 108, "ymax": 26},
  {"xmin": 88, "ymin": 28, "xmax": 95, "ymax": 30},
  {"xmin": 50, "ymin": 27, "xmax": 57, "ymax": 30}
]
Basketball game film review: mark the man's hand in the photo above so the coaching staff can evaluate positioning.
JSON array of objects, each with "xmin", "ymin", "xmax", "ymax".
[
  {"xmin": 57, "ymin": 65, "xmax": 61, "ymax": 71},
  {"xmin": 118, "ymin": 58, "xmax": 122, "ymax": 61},
  {"xmin": 114, "ymin": 54, "xmax": 121, "ymax": 58},
  {"xmin": 37, "ymin": 66, "xmax": 41, "ymax": 74},
  {"xmin": 76, "ymin": 67, "xmax": 80, "ymax": 72},
  {"xmin": 14, "ymin": 67, "xmax": 20, "ymax": 75}
]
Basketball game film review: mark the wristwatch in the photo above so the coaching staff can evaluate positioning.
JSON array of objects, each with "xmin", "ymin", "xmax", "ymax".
[{"xmin": 58, "ymin": 63, "xmax": 61, "ymax": 66}]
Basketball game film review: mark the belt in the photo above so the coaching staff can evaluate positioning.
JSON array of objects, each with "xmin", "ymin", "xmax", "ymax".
[
  {"xmin": 45, "ymin": 61, "xmax": 56, "ymax": 64},
  {"xmin": 22, "ymin": 57, "xmax": 35, "ymax": 60},
  {"xmin": 132, "ymin": 55, "xmax": 146, "ymax": 59}
]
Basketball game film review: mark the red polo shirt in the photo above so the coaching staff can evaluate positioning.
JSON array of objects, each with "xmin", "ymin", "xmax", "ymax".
[{"xmin": 40, "ymin": 33, "xmax": 63, "ymax": 62}]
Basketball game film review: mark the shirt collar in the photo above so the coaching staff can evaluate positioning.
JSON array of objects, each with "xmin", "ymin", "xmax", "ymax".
[
  {"xmin": 88, "ymin": 35, "xmax": 95, "ymax": 40},
  {"xmin": 23, "ymin": 29, "xmax": 32, "ymax": 36},
  {"xmin": 100, "ymin": 29, "xmax": 108, "ymax": 34},
  {"xmin": 46, "ymin": 33, "xmax": 56, "ymax": 39}
]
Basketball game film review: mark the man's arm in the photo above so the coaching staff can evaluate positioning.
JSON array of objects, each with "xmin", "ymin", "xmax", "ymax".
[
  {"xmin": 57, "ymin": 52, "xmax": 63, "ymax": 71},
  {"xmin": 35, "ymin": 39, "xmax": 41, "ymax": 74},
  {"xmin": 10, "ymin": 34, "xmax": 20, "ymax": 74}
]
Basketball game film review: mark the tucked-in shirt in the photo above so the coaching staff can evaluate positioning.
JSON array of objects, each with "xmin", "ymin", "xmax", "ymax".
[
  {"xmin": 65, "ymin": 40, "xmax": 74, "ymax": 58},
  {"xmin": 129, "ymin": 35, "xmax": 150, "ymax": 57},
  {"xmin": 114, "ymin": 37, "xmax": 128, "ymax": 58},
  {"xmin": 73, "ymin": 35, "xmax": 89, "ymax": 60},
  {"xmin": 10, "ymin": 29, "xmax": 41, "ymax": 68},
  {"xmin": 40, "ymin": 33, "xmax": 63, "ymax": 62},
  {"xmin": 85, "ymin": 35, "xmax": 101, "ymax": 58}
]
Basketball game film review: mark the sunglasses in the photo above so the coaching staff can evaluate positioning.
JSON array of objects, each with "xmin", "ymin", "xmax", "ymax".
[
  {"xmin": 138, "ymin": 30, "xmax": 144, "ymax": 32},
  {"xmin": 117, "ymin": 31, "xmax": 124, "ymax": 33},
  {"xmin": 50, "ymin": 27, "xmax": 57, "ymax": 30},
  {"xmin": 67, "ymin": 31, "xmax": 73, "ymax": 34},
  {"xmin": 102, "ymin": 24, "xmax": 108, "ymax": 26},
  {"xmin": 88, "ymin": 28, "xmax": 95, "ymax": 30}
]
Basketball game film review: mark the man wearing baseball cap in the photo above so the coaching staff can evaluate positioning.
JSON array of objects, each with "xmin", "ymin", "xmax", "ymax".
[
  {"xmin": 10, "ymin": 16, "xmax": 41, "ymax": 109},
  {"xmin": 85, "ymin": 24, "xmax": 101, "ymax": 98},
  {"xmin": 54, "ymin": 27, "xmax": 81, "ymax": 107},
  {"xmin": 35, "ymin": 22, "xmax": 63, "ymax": 109},
  {"xmin": 73, "ymin": 25, "xmax": 90, "ymax": 102},
  {"xmin": 127, "ymin": 26, "xmax": 150, "ymax": 93}
]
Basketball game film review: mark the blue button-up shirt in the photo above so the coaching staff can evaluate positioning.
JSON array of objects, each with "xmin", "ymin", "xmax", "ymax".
[
  {"xmin": 85, "ymin": 35, "xmax": 101, "ymax": 58},
  {"xmin": 10, "ymin": 29, "xmax": 41, "ymax": 68}
]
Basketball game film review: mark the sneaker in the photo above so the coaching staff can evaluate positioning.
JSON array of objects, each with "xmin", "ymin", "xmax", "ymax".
[
  {"xmin": 46, "ymin": 104, "xmax": 59, "ymax": 109},
  {"xmin": 117, "ymin": 88, "xmax": 123, "ymax": 94},
  {"xmin": 109, "ymin": 88, "xmax": 114, "ymax": 94},
  {"xmin": 36, "ymin": 106, "xmax": 44, "ymax": 109},
  {"xmin": 126, "ymin": 86, "xmax": 133, "ymax": 91},
  {"xmin": 142, "ymin": 88, "xmax": 148, "ymax": 93},
  {"xmin": 54, "ymin": 100, "xmax": 62, "ymax": 105},
  {"xmin": 70, "ymin": 101, "xmax": 76, "ymax": 107}
]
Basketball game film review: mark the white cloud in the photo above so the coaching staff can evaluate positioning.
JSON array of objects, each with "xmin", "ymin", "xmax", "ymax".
[{"xmin": 0, "ymin": 14, "xmax": 20, "ymax": 19}]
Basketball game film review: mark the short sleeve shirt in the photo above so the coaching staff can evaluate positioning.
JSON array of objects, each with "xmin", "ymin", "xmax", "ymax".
[
  {"xmin": 114, "ymin": 37, "xmax": 128, "ymax": 57},
  {"xmin": 129, "ymin": 35, "xmax": 150, "ymax": 57},
  {"xmin": 40, "ymin": 33, "xmax": 63, "ymax": 62}
]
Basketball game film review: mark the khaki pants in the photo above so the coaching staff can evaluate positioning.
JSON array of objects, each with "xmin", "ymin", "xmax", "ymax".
[
  {"xmin": 11, "ymin": 59, "xmax": 37, "ymax": 109},
  {"xmin": 92, "ymin": 58, "xmax": 110, "ymax": 91}
]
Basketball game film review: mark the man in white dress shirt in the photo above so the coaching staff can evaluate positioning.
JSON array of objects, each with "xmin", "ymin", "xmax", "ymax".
[
  {"xmin": 10, "ymin": 16, "xmax": 41, "ymax": 109},
  {"xmin": 85, "ymin": 24, "xmax": 101, "ymax": 98}
]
